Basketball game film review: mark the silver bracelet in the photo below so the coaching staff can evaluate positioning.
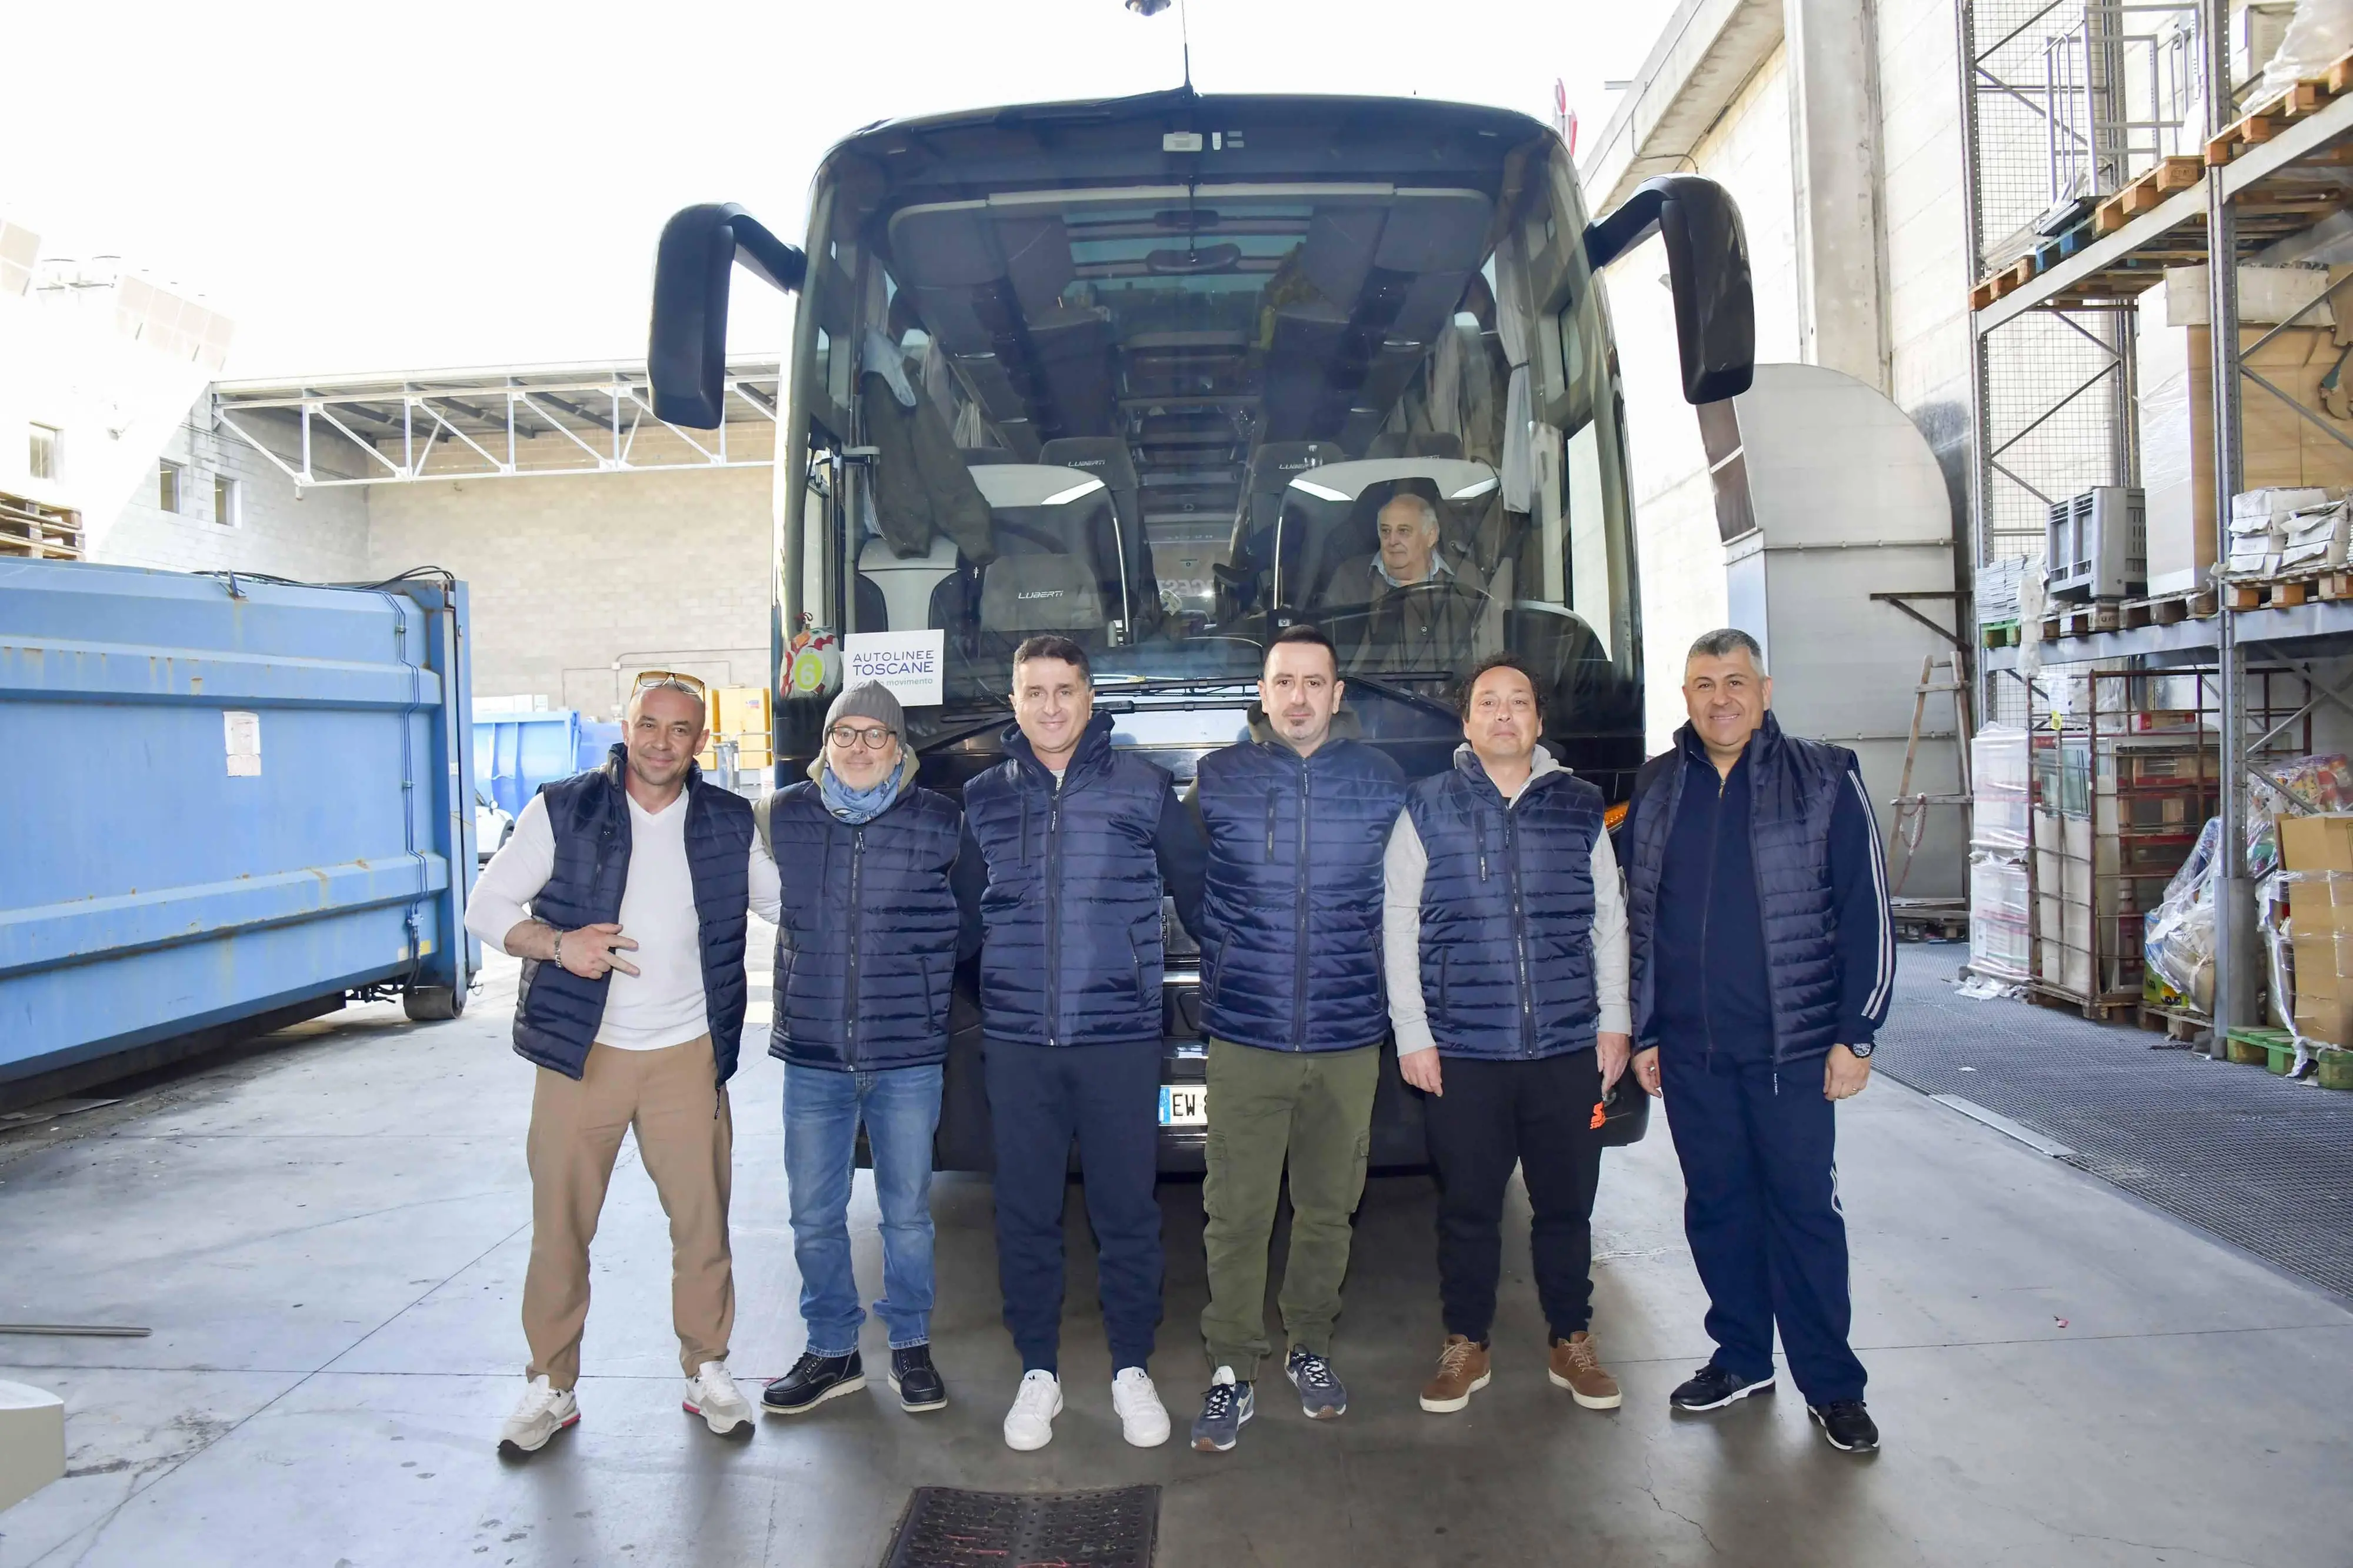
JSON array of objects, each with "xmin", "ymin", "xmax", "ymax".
[{"xmin": 551, "ymin": 928, "xmax": 565, "ymax": 970}]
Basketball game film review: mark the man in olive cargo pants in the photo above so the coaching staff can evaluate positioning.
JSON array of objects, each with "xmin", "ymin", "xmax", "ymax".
[{"xmin": 1186, "ymin": 625, "xmax": 1408, "ymax": 1453}]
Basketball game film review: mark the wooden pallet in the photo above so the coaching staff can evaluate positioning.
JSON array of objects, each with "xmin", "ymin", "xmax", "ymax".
[
  {"xmin": 2220, "ymin": 568, "xmax": 2353, "ymax": 609},
  {"xmin": 2093, "ymin": 156, "xmax": 2205, "ymax": 234},
  {"xmin": 2205, "ymin": 53, "xmax": 2353, "ymax": 166},
  {"xmin": 1981, "ymin": 619, "xmax": 2022, "ymax": 649},
  {"xmin": 2137, "ymin": 1003, "xmax": 2209, "ymax": 1043},
  {"xmin": 0, "ymin": 495, "xmax": 82, "ymax": 560},
  {"xmin": 2132, "ymin": 587, "xmax": 2219, "ymax": 625},
  {"xmin": 2028, "ymin": 983, "xmax": 2139, "ymax": 1023}
]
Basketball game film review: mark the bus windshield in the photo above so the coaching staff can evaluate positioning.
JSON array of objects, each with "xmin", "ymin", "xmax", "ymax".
[{"xmin": 781, "ymin": 95, "xmax": 1643, "ymax": 768}]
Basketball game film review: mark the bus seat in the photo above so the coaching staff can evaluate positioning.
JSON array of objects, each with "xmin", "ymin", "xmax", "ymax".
[
  {"xmin": 961, "ymin": 448, "xmax": 1021, "ymax": 465},
  {"xmin": 1038, "ymin": 436, "xmax": 1157, "ymax": 629},
  {"xmin": 978, "ymin": 552, "xmax": 1106, "ymax": 637},
  {"xmin": 1224, "ymin": 441, "xmax": 1345, "ymax": 613},
  {"xmin": 858, "ymin": 533, "xmax": 961, "ymax": 635}
]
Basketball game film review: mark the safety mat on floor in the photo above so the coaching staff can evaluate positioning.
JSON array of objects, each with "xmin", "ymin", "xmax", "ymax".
[
  {"xmin": 1878, "ymin": 945, "xmax": 2353, "ymax": 1300},
  {"xmin": 881, "ymin": 1485, "xmax": 1158, "ymax": 1568}
]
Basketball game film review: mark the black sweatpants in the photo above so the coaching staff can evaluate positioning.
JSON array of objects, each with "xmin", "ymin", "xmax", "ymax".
[
  {"xmin": 1660, "ymin": 1043, "xmax": 1867, "ymax": 1404},
  {"xmin": 982, "ymin": 1036, "xmax": 1164, "ymax": 1376},
  {"xmin": 1421, "ymin": 1049, "xmax": 1606, "ymax": 1343}
]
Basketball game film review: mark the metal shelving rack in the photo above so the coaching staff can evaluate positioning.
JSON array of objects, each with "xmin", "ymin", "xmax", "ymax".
[{"xmin": 1959, "ymin": 0, "xmax": 2353, "ymax": 1045}]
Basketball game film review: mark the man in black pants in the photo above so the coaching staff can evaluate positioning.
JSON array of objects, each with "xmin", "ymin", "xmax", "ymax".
[
  {"xmin": 1382, "ymin": 655, "xmax": 1631, "ymax": 1416},
  {"xmin": 1620, "ymin": 628, "xmax": 1894, "ymax": 1454},
  {"xmin": 953, "ymin": 635, "xmax": 1207, "ymax": 1453}
]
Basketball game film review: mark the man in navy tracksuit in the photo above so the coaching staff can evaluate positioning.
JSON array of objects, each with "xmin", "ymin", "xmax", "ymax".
[
  {"xmin": 1621, "ymin": 628, "xmax": 1894, "ymax": 1454},
  {"xmin": 952, "ymin": 633, "xmax": 1208, "ymax": 1454}
]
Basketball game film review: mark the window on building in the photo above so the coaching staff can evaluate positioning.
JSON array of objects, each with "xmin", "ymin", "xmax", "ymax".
[
  {"xmin": 28, "ymin": 424, "xmax": 60, "ymax": 481},
  {"xmin": 158, "ymin": 460, "xmax": 184, "ymax": 513},
  {"xmin": 214, "ymin": 473, "xmax": 240, "ymax": 527}
]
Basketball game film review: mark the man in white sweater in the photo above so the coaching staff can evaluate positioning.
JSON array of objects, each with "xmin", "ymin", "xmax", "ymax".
[
  {"xmin": 465, "ymin": 676, "xmax": 780, "ymax": 1456},
  {"xmin": 1381, "ymin": 655, "xmax": 1631, "ymax": 1417}
]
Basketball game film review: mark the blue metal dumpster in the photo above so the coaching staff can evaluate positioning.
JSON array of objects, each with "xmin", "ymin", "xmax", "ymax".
[
  {"xmin": 474, "ymin": 709, "xmax": 584, "ymax": 818},
  {"xmin": 0, "ymin": 561, "xmax": 476, "ymax": 1093}
]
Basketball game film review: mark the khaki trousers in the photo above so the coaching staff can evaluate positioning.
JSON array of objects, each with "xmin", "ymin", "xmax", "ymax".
[{"xmin": 521, "ymin": 1036, "xmax": 735, "ymax": 1388}]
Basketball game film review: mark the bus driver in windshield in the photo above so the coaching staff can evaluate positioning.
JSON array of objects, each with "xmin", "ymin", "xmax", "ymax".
[
  {"xmin": 1375, "ymin": 493, "xmax": 1450, "ymax": 589},
  {"xmin": 1351, "ymin": 493, "xmax": 1492, "ymax": 678}
]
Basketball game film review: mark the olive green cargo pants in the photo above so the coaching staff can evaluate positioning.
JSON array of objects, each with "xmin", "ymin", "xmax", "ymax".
[{"xmin": 1198, "ymin": 1037, "xmax": 1382, "ymax": 1380}]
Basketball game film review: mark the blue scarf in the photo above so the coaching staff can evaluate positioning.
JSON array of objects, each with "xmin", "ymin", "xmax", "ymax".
[{"xmin": 820, "ymin": 751, "xmax": 911, "ymax": 825}]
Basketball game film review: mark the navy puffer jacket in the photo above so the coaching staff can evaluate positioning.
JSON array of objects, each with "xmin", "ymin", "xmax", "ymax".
[
  {"xmin": 1407, "ymin": 750, "xmax": 1604, "ymax": 1060},
  {"xmin": 761, "ymin": 770, "xmax": 962, "ymax": 1072},
  {"xmin": 1195, "ymin": 735, "xmax": 1407, "ymax": 1051},
  {"xmin": 1624, "ymin": 710, "xmax": 1858, "ymax": 1063},
  {"xmin": 963, "ymin": 713, "xmax": 1184, "ymax": 1047},
  {"xmin": 512, "ymin": 746, "xmax": 754, "ymax": 1084}
]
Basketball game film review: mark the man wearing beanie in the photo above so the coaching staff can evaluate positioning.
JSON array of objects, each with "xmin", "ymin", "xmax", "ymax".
[{"xmin": 755, "ymin": 680, "xmax": 966, "ymax": 1417}]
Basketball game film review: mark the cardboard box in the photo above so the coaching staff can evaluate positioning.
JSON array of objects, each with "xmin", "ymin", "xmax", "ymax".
[
  {"xmin": 2279, "ymin": 814, "xmax": 2353, "ymax": 874},
  {"xmin": 2138, "ymin": 298, "xmax": 2353, "ymax": 593}
]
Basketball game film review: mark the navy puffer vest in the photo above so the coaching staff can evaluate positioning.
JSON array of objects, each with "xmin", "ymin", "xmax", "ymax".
[
  {"xmin": 761, "ymin": 777, "xmax": 962, "ymax": 1072},
  {"xmin": 512, "ymin": 746, "xmax": 755, "ymax": 1083},
  {"xmin": 1407, "ymin": 750, "xmax": 1604, "ymax": 1060},
  {"xmin": 1195, "ymin": 736, "xmax": 1407, "ymax": 1051},
  {"xmin": 964, "ymin": 712, "xmax": 1175, "ymax": 1047},
  {"xmin": 1625, "ymin": 711, "xmax": 1852, "ymax": 1063}
]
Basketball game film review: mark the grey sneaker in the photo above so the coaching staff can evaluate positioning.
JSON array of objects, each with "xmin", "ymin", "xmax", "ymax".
[
  {"xmin": 1189, "ymin": 1367, "xmax": 1254, "ymax": 1453},
  {"xmin": 1285, "ymin": 1346, "xmax": 1348, "ymax": 1419}
]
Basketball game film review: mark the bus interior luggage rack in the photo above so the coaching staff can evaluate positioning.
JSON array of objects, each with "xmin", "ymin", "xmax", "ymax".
[{"xmin": 2021, "ymin": 666, "xmax": 2310, "ymax": 1019}]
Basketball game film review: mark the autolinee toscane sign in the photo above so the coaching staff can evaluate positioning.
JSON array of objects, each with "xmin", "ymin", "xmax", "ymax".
[{"xmin": 842, "ymin": 630, "xmax": 946, "ymax": 706}]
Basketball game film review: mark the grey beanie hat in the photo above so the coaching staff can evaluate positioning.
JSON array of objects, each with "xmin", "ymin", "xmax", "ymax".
[{"xmin": 825, "ymin": 680, "xmax": 904, "ymax": 738}]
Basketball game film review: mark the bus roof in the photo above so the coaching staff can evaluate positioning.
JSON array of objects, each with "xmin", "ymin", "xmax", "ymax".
[{"xmin": 816, "ymin": 88, "xmax": 1562, "ymax": 211}]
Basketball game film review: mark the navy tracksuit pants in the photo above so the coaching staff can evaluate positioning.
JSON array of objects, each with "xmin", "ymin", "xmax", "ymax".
[
  {"xmin": 982, "ymin": 1036, "xmax": 1164, "ymax": 1376},
  {"xmin": 1660, "ymin": 1042, "xmax": 1868, "ymax": 1405}
]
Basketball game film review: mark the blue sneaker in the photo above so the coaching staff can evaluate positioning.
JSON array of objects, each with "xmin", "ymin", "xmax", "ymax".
[
  {"xmin": 1189, "ymin": 1367, "xmax": 1254, "ymax": 1453},
  {"xmin": 1285, "ymin": 1346, "xmax": 1348, "ymax": 1419}
]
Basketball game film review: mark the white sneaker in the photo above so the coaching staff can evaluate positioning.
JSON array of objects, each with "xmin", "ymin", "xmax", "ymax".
[
  {"xmin": 1112, "ymin": 1366, "xmax": 1171, "ymax": 1448},
  {"xmin": 497, "ymin": 1374, "xmax": 579, "ymax": 1456},
  {"xmin": 684, "ymin": 1360, "xmax": 756, "ymax": 1436},
  {"xmin": 1003, "ymin": 1369, "xmax": 1062, "ymax": 1452}
]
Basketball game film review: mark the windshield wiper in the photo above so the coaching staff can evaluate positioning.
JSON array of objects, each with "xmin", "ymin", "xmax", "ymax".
[{"xmin": 1337, "ymin": 671, "xmax": 1462, "ymax": 721}]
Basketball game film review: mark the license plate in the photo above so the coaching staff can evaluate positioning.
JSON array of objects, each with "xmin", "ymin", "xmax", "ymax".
[{"xmin": 1158, "ymin": 1084, "xmax": 1207, "ymax": 1127}]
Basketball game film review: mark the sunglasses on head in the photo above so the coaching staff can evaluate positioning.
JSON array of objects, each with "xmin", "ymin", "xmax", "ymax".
[{"xmin": 631, "ymin": 669, "xmax": 708, "ymax": 696}]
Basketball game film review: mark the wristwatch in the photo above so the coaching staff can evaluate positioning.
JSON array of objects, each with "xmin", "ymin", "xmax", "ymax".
[{"xmin": 1844, "ymin": 1040, "xmax": 1875, "ymax": 1059}]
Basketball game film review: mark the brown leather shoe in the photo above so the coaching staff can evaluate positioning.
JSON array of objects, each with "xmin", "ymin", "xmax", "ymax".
[
  {"xmin": 1549, "ymin": 1330, "xmax": 1622, "ymax": 1410},
  {"xmin": 1418, "ymin": 1335, "xmax": 1492, "ymax": 1413}
]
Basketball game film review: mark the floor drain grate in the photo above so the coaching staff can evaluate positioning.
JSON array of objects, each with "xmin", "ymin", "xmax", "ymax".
[{"xmin": 881, "ymin": 1485, "xmax": 1159, "ymax": 1568}]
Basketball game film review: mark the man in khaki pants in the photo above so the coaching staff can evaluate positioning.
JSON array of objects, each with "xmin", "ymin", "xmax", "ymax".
[{"xmin": 466, "ymin": 675, "xmax": 779, "ymax": 1454}]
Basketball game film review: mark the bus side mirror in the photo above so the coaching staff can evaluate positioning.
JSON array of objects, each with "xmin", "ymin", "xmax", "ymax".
[
  {"xmin": 1584, "ymin": 176, "xmax": 1754, "ymax": 405},
  {"xmin": 648, "ymin": 203, "xmax": 808, "ymax": 429}
]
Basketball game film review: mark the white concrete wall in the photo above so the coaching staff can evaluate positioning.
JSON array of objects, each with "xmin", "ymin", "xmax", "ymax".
[
  {"xmin": 1877, "ymin": 0, "xmax": 1976, "ymax": 519},
  {"xmin": 95, "ymin": 402, "xmax": 371, "ymax": 579},
  {"xmin": 1606, "ymin": 48, "xmax": 1802, "ymax": 750},
  {"xmin": 0, "ymin": 246, "xmax": 223, "ymax": 551},
  {"xmin": 364, "ymin": 445, "xmax": 775, "ymax": 719}
]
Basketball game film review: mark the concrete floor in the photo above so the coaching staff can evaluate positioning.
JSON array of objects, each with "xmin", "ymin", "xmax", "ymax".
[{"xmin": 2, "ymin": 947, "xmax": 2349, "ymax": 1568}]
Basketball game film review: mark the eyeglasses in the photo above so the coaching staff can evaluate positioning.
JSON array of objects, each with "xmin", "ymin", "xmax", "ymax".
[
  {"xmin": 632, "ymin": 669, "xmax": 708, "ymax": 696},
  {"xmin": 828, "ymin": 724, "xmax": 896, "ymax": 750}
]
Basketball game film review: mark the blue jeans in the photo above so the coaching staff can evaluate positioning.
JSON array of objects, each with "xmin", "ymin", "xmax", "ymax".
[{"xmin": 782, "ymin": 1062, "xmax": 944, "ymax": 1356}]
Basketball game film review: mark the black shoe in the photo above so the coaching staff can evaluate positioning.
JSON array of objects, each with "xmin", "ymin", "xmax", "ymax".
[
  {"xmin": 762, "ymin": 1350, "xmax": 864, "ymax": 1415},
  {"xmin": 1809, "ymin": 1400, "xmax": 1879, "ymax": 1453},
  {"xmin": 1668, "ymin": 1364, "xmax": 1776, "ymax": 1412},
  {"xmin": 888, "ymin": 1345, "xmax": 948, "ymax": 1413}
]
